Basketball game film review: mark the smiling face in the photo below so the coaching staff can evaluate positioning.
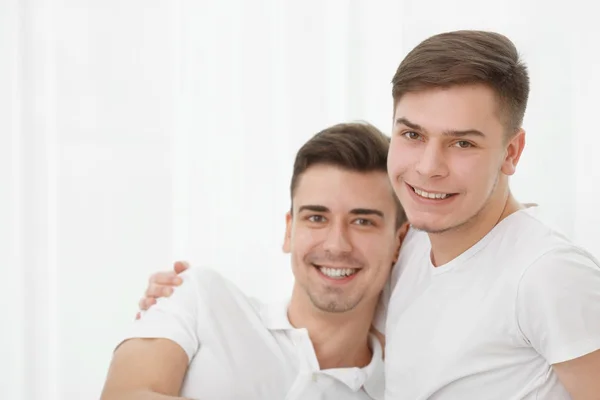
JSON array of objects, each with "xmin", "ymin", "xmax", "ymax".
[
  {"xmin": 388, "ymin": 84, "xmax": 525, "ymax": 234},
  {"xmin": 283, "ymin": 164, "xmax": 403, "ymax": 313}
]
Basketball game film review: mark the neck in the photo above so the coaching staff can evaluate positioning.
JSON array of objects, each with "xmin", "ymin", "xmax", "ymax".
[
  {"xmin": 287, "ymin": 285, "xmax": 377, "ymax": 370},
  {"xmin": 429, "ymin": 188, "xmax": 522, "ymax": 266}
]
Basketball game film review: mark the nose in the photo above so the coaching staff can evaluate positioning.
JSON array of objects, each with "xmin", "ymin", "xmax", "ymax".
[
  {"xmin": 322, "ymin": 222, "xmax": 352, "ymax": 254},
  {"xmin": 415, "ymin": 141, "xmax": 449, "ymax": 178}
]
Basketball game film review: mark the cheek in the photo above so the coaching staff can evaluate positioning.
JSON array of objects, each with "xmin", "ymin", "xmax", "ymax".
[
  {"xmin": 362, "ymin": 240, "xmax": 396, "ymax": 272},
  {"xmin": 388, "ymin": 140, "xmax": 413, "ymax": 176},
  {"xmin": 291, "ymin": 229, "xmax": 319, "ymax": 259},
  {"xmin": 451, "ymin": 153, "xmax": 500, "ymax": 193}
]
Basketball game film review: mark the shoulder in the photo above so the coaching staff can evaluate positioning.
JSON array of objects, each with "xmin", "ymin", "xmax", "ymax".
[
  {"xmin": 183, "ymin": 267, "xmax": 243, "ymax": 298},
  {"xmin": 184, "ymin": 266, "xmax": 228, "ymax": 285},
  {"xmin": 512, "ymin": 209, "xmax": 600, "ymax": 302},
  {"xmin": 486, "ymin": 209, "xmax": 591, "ymax": 267},
  {"xmin": 184, "ymin": 266, "xmax": 265, "ymax": 318},
  {"xmin": 505, "ymin": 209, "xmax": 598, "ymax": 267},
  {"xmin": 519, "ymin": 244, "xmax": 600, "ymax": 290}
]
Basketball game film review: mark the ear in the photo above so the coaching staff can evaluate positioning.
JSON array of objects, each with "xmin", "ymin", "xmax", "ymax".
[
  {"xmin": 282, "ymin": 211, "xmax": 293, "ymax": 253},
  {"xmin": 501, "ymin": 129, "xmax": 526, "ymax": 176},
  {"xmin": 392, "ymin": 221, "xmax": 411, "ymax": 264}
]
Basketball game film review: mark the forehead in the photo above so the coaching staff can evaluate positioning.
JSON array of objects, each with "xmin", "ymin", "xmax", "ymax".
[
  {"xmin": 394, "ymin": 85, "xmax": 504, "ymax": 135},
  {"xmin": 293, "ymin": 165, "xmax": 395, "ymax": 212}
]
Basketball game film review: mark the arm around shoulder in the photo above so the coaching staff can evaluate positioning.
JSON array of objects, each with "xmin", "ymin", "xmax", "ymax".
[{"xmin": 101, "ymin": 268, "xmax": 205, "ymax": 400}]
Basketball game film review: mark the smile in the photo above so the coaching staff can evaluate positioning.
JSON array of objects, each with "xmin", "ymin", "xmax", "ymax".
[
  {"xmin": 408, "ymin": 184, "xmax": 457, "ymax": 200},
  {"xmin": 313, "ymin": 264, "xmax": 359, "ymax": 280}
]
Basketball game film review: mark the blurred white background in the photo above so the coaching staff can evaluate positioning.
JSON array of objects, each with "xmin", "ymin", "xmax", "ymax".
[{"xmin": 1, "ymin": 0, "xmax": 599, "ymax": 398}]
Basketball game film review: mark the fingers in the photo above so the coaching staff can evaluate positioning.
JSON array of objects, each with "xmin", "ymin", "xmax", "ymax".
[
  {"xmin": 138, "ymin": 261, "xmax": 190, "ymax": 316},
  {"xmin": 138, "ymin": 295, "xmax": 157, "ymax": 311},
  {"xmin": 173, "ymin": 260, "xmax": 190, "ymax": 274},
  {"xmin": 149, "ymin": 271, "xmax": 182, "ymax": 286},
  {"xmin": 145, "ymin": 282, "xmax": 175, "ymax": 299}
]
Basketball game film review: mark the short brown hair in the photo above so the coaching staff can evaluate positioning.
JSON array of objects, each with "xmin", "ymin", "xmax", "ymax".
[
  {"xmin": 392, "ymin": 30, "xmax": 529, "ymax": 134},
  {"xmin": 290, "ymin": 122, "xmax": 407, "ymax": 229}
]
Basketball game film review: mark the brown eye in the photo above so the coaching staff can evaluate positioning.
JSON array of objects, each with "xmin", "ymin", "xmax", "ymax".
[
  {"xmin": 307, "ymin": 215, "xmax": 326, "ymax": 223},
  {"xmin": 454, "ymin": 140, "xmax": 473, "ymax": 148},
  {"xmin": 403, "ymin": 131, "xmax": 421, "ymax": 140}
]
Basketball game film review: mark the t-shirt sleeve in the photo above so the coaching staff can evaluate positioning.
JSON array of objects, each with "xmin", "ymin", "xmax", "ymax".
[
  {"xmin": 516, "ymin": 247, "xmax": 600, "ymax": 364},
  {"xmin": 117, "ymin": 268, "xmax": 203, "ymax": 362}
]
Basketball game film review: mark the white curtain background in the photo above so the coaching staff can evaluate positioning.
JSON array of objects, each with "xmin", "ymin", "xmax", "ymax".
[{"xmin": 1, "ymin": 0, "xmax": 598, "ymax": 398}]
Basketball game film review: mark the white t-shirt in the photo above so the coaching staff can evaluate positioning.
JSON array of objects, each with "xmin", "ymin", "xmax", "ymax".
[
  {"xmin": 120, "ymin": 268, "xmax": 385, "ymax": 400},
  {"xmin": 376, "ymin": 207, "xmax": 600, "ymax": 399}
]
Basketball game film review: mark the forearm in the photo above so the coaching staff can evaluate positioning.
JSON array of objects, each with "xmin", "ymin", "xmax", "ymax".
[
  {"xmin": 101, "ymin": 389, "xmax": 193, "ymax": 400},
  {"xmin": 100, "ymin": 338, "xmax": 191, "ymax": 400}
]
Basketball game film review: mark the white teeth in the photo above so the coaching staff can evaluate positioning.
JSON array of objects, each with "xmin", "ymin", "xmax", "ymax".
[
  {"xmin": 319, "ymin": 267, "xmax": 357, "ymax": 279},
  {"xmin": 413, "ymin": 187, "xmax": 450, "ymax": 199}
]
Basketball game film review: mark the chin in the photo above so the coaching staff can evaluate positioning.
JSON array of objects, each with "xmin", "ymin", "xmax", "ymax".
[
  {"xmin": 411, "ymin": 212, "xmax": 479, "ymax": 234},
  {"xmin": 411, "ymin": 223, "xmax": 454, "ymax": 234},
  {"xmin": 407, "ymin": 212, "xmax": 452, "ymax": 232},
  {"xmin": 312, "ymin": 297, "xmax": 358, "ymax": 313}
]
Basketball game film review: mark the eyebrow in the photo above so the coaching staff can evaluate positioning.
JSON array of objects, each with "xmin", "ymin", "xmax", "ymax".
[
  {"xmin": 442, "ymin": 128, "xmax": 485, "ymax": 138},
  {"xmin": 350, "ymin": 208, "xmax": 384, "ymax": 218},
  {"xmin": 298, "ymin": 205, "xmax": 384, "ymax": 218},
  {"xmin": 395, "ymin": 117, "xmax": 423, "ymax": 131},
  {"xmin": 298, "ymin": 205, "xmax": 329, "ymax": 213},
  {"xmin": 395, "ymin": 117, "xmax": 485, "ymax": 138}
]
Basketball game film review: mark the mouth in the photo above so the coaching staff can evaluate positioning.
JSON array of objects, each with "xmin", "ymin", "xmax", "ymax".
[
  {"xmin": 407, "ymin": 183, "xmax": 458, "ymax": 202},
  {"xmin": 312, "ymin": 264, "xmax": 360, "ymax": 282}
]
